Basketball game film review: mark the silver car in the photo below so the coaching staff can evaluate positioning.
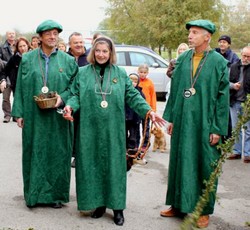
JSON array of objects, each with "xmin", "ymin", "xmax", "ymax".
[{"xmin": 115, "ymin": 45, "xmax": 169, "ymax": 99}]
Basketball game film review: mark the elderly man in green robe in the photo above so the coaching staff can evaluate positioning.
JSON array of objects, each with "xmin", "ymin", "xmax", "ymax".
[
  {"xmin": 12, "ymin": 20, "xmax": 79, "ymax": 208},
  {"xmin": 160, "ymin": 20, "xmax": 229, "ymax": 228}
]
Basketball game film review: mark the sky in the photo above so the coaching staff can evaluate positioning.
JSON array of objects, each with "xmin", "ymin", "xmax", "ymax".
[{"xmin": 0, "ymin": 0, "xmax": 108, "ymax": 42}]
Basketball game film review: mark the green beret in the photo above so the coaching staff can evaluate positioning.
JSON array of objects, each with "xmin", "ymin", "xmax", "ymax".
[
  {"xmin": 186, "ymin": 19, "xmax": 216, "ymax": 34},
  {"xmin": 36, "ymin": 20, "xmax": 63, "ymax": 34}
]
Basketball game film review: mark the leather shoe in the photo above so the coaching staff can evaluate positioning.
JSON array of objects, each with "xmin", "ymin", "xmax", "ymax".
[
  {"xmin": 51, "ymin": 202, "xmax": 62, "ymax": 209},
  {"xmin": 91, "ymin": 206, "xmax": 106, "ymax": 218},
  {"xmin": 227, "ymin": 153, "xmax": 241, "ymax": 160},
  {"xmin": 244, "ymin": 156, "xmax": 250, "ymax": 163},
  {"xmin": 3, "ymin": 117, "xmax": 10, "ymax": 123},
  {"xmin": 196, "ymin": 215, "xmax": 209, "ymax": 228},
  {"xmin": 160, "ymin": 206, "xmax": 181, "ymax": 217},
  {"xmin": 113, "ymin": 210, "xmax": 124, "ymax": 226}
]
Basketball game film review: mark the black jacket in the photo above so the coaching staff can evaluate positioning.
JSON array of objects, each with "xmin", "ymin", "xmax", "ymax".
[
  {"xmin": 230, "ymin": 60, "xmax": 250, "ymax": 106},
  {"xmin": 67, "ymin": 50, "xmax": 88, "ymax": 67}
]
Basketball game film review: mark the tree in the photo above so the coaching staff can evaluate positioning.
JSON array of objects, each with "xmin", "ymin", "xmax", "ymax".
[
  {"xmin": 105, "ymin": 0, "xmax": 226, "ymax": 59},
  {"xmin": 225, "ymin": 0, "xmax": 250, "ymax": 50}
]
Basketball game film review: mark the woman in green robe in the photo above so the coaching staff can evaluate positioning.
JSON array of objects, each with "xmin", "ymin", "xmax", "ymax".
[
  {"xmin": 63, "ymin": 36, "xmax": 165, "ymax": 226},
  {"xmin": 11, "ymin": 20, "xmax": 79, "ymax": 208}
]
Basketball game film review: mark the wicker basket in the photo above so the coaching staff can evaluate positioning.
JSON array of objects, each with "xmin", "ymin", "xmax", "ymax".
[{"xmin": 34, "ymin": 96, "xmax": 57, "ymax": 109}]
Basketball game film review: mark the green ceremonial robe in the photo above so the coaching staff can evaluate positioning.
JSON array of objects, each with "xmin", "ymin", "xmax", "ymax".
[
  {"xmin": 12, "ymin": 49, "xmax": 78, "ymax": 206},
  {"xmin": 163, "ymin": 49, "xmax": 229, "ymax": 215},
  {"xmin": 66, "ymin": 64, "xmax": 151, "ymax": 211}
]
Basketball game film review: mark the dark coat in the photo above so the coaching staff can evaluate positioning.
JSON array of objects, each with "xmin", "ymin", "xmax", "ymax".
[
  {"xmin": 1, "ymin": 52, "xmax": 22, "ymax": 92},
  {"xmin": 67, "ymin": 50, "xmax": 88, "ymax": 67},
  {"xmin": 215, "ymin": 48, "xmax": 239, "ymax": 67},
  {"xmin": 229, "ymin": 60, "xmax": 250, "ymax": 106}
]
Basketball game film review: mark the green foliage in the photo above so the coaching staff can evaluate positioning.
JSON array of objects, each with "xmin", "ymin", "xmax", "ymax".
[
  {"xmin": 225, "ymin": 0, "xmax": 250, "ymax": 49},
  {"xmin": 105, "ymin": 0, "xmax": 226, "ymax": 59},
  {"xmin": 180, "ymin": 94, "xmax": 250, "ymax": 229}
]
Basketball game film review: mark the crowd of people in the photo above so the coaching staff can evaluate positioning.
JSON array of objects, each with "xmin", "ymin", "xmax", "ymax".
[{"xmin": 0, "ymin": 17, "xmax": 249, "ymax": 229}]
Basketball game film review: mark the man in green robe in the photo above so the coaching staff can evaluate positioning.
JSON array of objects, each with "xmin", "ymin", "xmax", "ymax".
[
  {"xmin": 11, "ymin": 20, "xmax": 79, "ymax": 208},
  {"xmin": 160, "ymin": 20, "xmax": 229, "ymax": 228}
]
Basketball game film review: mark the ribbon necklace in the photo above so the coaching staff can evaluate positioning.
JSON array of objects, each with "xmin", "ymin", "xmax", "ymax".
[
  {"xmin": 183, "ymin": 49, "xmax": 210, "ymax": 98},
  {"xmin": 92, "ymin": 65, "xmax": 112, "ymax": 108}
]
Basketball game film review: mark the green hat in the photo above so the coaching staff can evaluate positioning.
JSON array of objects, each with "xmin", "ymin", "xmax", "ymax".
[
  {"xmin": 36, "ymin": 20, "xmax": 63, "ymax": 34},
  {"xmin": 186, "ymin": 19, "xmax": 216, "ymax": 34}
]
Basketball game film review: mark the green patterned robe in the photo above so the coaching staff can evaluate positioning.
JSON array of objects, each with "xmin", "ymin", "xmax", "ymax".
[
  {"xmin": 12, "ymin": 49, "xmax": 78, "ymax": 206},
  {"xmin": 66, "ymin": 64, "xmax": 151, "ymax": 211},
  {"xmin": 163, "ymin": 49, "xmax": 229, "ymax": 215}
]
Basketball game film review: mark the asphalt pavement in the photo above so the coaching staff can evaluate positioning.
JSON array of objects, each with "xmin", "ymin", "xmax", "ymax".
[{"xmin": 0, "ymin": 96, "xmax": 249, "ymax": 230}]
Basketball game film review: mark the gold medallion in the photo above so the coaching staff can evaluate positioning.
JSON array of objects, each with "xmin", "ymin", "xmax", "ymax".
[
  {"xmin": 190, "ymin": 87, "xmax": 196, "ymax": 95},
  {"xmin": 100, "ymin": 100, "xmax": 108, "ymax": 108},
  {"xmin": 41, "ymin": 86, "xmax": 49, "ymax": 93}
]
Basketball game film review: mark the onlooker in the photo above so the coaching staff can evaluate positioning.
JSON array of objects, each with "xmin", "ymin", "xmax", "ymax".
[
  {"xmin": 11, "ymin": 19, "xmax": 79, "ymax": 209},
  {"xmin": 85, "ymin": 32, "xmax": 102, "ymax": 56},
  {"xmin": 0, "ymin": 29, "xmax": 16, "ymax": 123},
  {"xmin": 126, "ymin": 73, "xmax": 145, "ymax": 151},
  {"xmin": 167, "ymin": 43, "xmax": 189, "ymax": 78},
  {"xmin": 227, "ymin": 46, "xmax": 250, "ymax": 163},
  {"xmin": 1, "ymin": 37, "xmax": 31, "ymax": 95},
  {"xmin": 67, "ymin": 32, "xmax": 89, "ymax": 168},
  {"xmin": 62, "ymin": 36, "xmax": 165, "ymax": 226},
  {"xmin": 138, "ymin": 64, "xmax": 157, "ymax": 152},
  {"xmin": 30, "ymin": 35, "xmax": 40, "ymax": 50},
  {"xmin": 215, "ymin": 35, "xmax": 239, "ymax": 141},
  {"xmin": 215, "ymin": 35, "xmax": 239, "ymax": 67},
  {"xmin": 166, "ymin": 43, "xmax": 189, "ymax": 102},
  {"xmin": 67, "ymin": 32, "xmax": 88, "ymax": 66},
  {"xmin": 57, "ymin": 40, "xmax": 67, "ymax": 52},
  {"xmin": 161, "ymin": 19, "xmax": 229, "ymax": 228}
]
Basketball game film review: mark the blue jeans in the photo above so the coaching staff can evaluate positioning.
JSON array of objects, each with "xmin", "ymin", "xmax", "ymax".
[{"xmin": 230, "ymin": 101, "xmax": 250, "ymax": 157}]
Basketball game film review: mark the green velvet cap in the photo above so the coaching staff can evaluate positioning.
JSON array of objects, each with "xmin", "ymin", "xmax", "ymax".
[
  {"xmin": 36, "ymin": 20, "xmax": 63, "ymax": 34},
  {"xmin": 186, "ymin": 19, "xmax": 216, "ymax": 34}
]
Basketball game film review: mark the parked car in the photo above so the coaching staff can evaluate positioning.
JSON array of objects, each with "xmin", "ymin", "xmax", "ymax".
[{"xmin": 115, "ymin": 45, "xmax": 169, "ymax": 99}]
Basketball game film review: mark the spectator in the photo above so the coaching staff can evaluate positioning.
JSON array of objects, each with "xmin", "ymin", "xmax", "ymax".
[
  {"xmin": 62, "ymin": 36, "xmax": 165, "ymax": 226},
  {"xmin": 215, "ymin": 35, "xmax": 239, "ymax": 142},
  {"xmin": 11, "ymin": 19, "xmax": 79, "ymax": 209},
  {"xmin": 0, "ymin": 29, "xmax": 16, "ymax": 123},
  {"xmin": 1, "ymin": 37, "xmax": 31, "ymax": 96},
  {"xmin": 227, "ymin": 46, "xmax": 250, "ymax": 163},
  {"xmin": 215, "ymin": 35, "xmax": 239, "ymax": 67},
  {"xmin": 160, "ymin": 19, "xmax": 229, "ymax": 229},
  {"xmin": 85, "ymin": 32, "xmax": 103, "ymax": 56},
  {"xmin": 138, "ymin": 64, "xmax": 157, "ymax": 152},
  {"xmin": 57, "ymin": 40, "xmax": 67, "ymax": 52},
  {"xmin": 167, "ymin": 43, "xmax": 189, "ymax": 78},
  {"xmin": 166, "ymin": 43, "xmax": 189, "ymax": 102},
  {"xmin": 126, "ymin": 73, "xmax": 145, "ymax": 158},
  {"xmin": 30, "ymin": 35, "xmax": 40, "ymax": 50}
]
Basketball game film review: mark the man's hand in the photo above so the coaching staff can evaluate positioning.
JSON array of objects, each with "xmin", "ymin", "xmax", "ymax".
[{"xmin": 209, "ymin": 133, "xmax": 220, "ymax": 145}]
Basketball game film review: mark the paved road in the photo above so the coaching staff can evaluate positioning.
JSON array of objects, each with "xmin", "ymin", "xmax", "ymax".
[{"xmin": 0, "ymin": 96, "xmax": 249, "ymax": 230}]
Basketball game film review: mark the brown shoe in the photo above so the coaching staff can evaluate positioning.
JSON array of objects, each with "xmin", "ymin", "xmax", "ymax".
[
  {"xmin": 196, "ymin": 215, "xmax": 209, "ymax": 228},
  {"xmin": 244, "ymin": 156, "xmax": 250, "ymax": 163},
  {"xmin": 227, "ymin": 153, "xmax": 241, "ymax": 160},
  {"xmin": 160, "ymin": 207, "xmax": 180, "ymax": 217}
]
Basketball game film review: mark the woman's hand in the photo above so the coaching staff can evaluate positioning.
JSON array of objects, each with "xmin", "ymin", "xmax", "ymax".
[
  {"xmin": 63, "ymin": 105, "xmax": 74, "ymax": 121},
  {"xmin": 149, "ymin": 111, "xmax": 166, "ymax": 128}
]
